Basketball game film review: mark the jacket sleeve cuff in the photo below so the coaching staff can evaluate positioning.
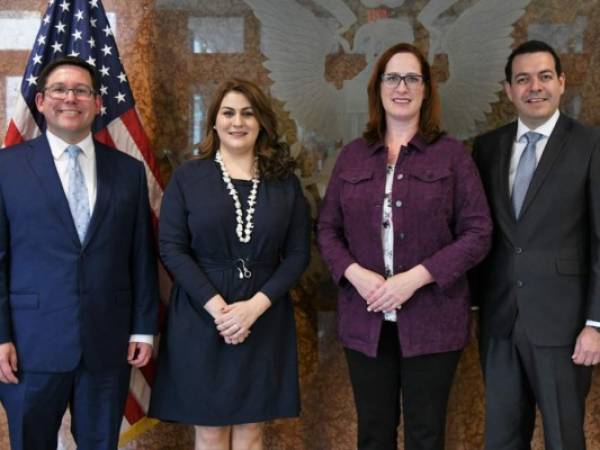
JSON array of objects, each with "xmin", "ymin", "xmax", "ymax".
[
  {"xmin": 129, "ymin": 334, "xmax": 154, "ymax": 346},
  {"xmin": 585, "ymin": 319, "xmax": 600, "ymax": 328},
  {"xmin": 0, "ymin": 316, "xmax": 12, "ymax": 344},
  {"xmin": 420, "ymin": 258, "xmax": 459, "ymax": 290},
  {"xmin": 331, "ymin": 256, "xmax": 356, "ymax": 285}
]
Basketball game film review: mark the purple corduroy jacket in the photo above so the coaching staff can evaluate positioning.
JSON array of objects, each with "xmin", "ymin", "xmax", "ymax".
[{"xmin": 317, "ymin": 135, "xmax": 492, "ymax": 357}]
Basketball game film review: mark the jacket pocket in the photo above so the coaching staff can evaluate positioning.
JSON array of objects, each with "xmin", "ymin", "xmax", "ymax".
[
  {"xmin": 410, "ymin": 167, "xmax": 451, "ymax": 211},
  {"xmin": 410, "ymin": 167, "xmax": 451, "ymax": 187},
  {"xmin": 10, "ymin": 293, "xmax": 39, "ymax": 310},
  {"xmin": 555, "ymin": 259, "xmax": 587, "ymax": 276},
  {"xmin": 339, "ymin": 168, "xmax": 376, "ymax": 211},
  {"xmin": 339, "ymin": 168, "xmax": 374, "ymax": 184}
]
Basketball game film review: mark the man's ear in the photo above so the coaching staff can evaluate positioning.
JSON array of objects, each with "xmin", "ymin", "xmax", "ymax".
[
  {"xmin": 93, "ymin": 93, "xmax": 102, "ymax": 115},
  {"xmin": 558, "ymin": 73, "xmax": 566, "ymax": 95},
  {"xmin": 503, "ymin": 80, "xmax": 513, "ymax": 103},
  {"xmin": 35, "ymin": 91, "xmax": 45, "ymax": 113}
]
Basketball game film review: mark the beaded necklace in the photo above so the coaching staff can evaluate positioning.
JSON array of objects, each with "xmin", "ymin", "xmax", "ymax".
[{"xmin": 215, "ymin": 150, "xmax": 260, "ymax": 243}]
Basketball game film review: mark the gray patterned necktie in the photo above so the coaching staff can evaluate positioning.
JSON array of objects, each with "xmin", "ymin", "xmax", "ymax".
[
  {"xmin": 512, "ymin": 131, "xmax": 543, "ymax": 219},
  {"xmin": 65, "ymin": 145, "xmax": 91, "ymax": 242}
]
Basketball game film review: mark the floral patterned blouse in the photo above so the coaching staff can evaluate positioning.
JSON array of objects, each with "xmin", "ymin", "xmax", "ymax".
[{"xmin": 382, "ymin": 163, "xmax": 397, "ymax": 322}]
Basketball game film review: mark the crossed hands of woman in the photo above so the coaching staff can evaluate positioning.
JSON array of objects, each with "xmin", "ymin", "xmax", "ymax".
[
  {"xmin": 205, "ymin": 292, "xmax": 271, "ymax": 345},
  {"xmin": 344, "ymin": 263, "xmax": 433, "ymax": 312}
]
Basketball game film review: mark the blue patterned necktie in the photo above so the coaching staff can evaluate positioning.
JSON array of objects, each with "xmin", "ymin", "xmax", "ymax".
[
  {"xmin": 512, "ymin": 131, "xmax": 543, "ymax": 219},
  {"xmin": 65, "ymin": 145, "xmax": 91, "ymax": 242}
]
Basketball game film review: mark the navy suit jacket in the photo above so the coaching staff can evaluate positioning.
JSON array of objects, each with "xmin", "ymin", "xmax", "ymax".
[{"xmin": 0, "ymin": 135, "xmax": 158, "ymax": 372}]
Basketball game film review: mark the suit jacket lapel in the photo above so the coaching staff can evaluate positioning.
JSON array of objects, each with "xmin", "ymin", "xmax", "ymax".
[
  {"xmin": 518, "ymin": 114, "xmax": 569, "ymax": 219},
  {"xmin": 27, "ymin": 135, "xmax": 81, "ymax": 247},
  {"xmin": 494, "ymin": 123, "xmax": 518, "ymax": 238},
  {"xmin": 83, "ymin": 142, "xmax": 112, "ymax": 247}
]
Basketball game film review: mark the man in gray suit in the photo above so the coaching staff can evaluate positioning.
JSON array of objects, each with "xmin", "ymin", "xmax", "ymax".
[{"xmin": 472, "ymin": 40, "xmax": 600, "ymax": 450}]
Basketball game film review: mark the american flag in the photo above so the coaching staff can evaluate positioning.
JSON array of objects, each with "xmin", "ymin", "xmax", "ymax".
[{"xmin": 3, "ymin": 0, "xmax": 169, "ymax": 441}]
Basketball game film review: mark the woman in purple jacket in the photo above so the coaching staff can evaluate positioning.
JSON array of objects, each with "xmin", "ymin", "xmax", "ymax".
[{"xmin": 317, "ymin": 43, "xmax": 492, "ymax": 450}]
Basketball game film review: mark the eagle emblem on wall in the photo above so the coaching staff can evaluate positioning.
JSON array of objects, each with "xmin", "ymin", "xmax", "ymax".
[{"xmin": 244, "ymin": 0, "xmax": 531, "ymax": 141}]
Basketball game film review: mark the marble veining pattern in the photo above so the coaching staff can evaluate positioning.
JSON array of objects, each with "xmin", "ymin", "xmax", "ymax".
[{"xmin": 1, "ymin": 1, "xmax": 600, "ymax": 448}]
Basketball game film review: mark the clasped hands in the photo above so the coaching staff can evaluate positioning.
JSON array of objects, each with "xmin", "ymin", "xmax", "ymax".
[
  {"xmin": 205, "ymin": 292, "xmax": 271, "ymax": 345},
  {"xmin": 344, "ymin": 263, "xmax": 433, "ymax": 313}
]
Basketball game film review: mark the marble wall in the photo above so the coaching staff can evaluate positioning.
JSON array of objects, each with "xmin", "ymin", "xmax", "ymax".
[{"xmin": 1, "ymin": 0, "xmax": 600, "ymax": 449}]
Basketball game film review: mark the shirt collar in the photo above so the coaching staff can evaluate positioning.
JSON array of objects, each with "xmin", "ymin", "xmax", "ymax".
[
  {"xmin": 367, "ymin": 140, "xmax": 386, "ymax": 155},
  {"xmin": 408, "ymin": 133, "xmax": 427, "ymax": 152},
  {"xmin": 368, "ymin": 133, "xmax": 427, "ymax": 155},
  {"xmin": 516, "ymin": 109, "xmax": 560, "ymax": 143},
  {"xmin": 46, "ymin": 130, "xmax": 95, "ymax": 161}
]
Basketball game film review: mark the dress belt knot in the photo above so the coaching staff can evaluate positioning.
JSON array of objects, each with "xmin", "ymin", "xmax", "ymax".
[{"xmin": 197, "ymin": 257, "xmax": 278, "ymax": 280}]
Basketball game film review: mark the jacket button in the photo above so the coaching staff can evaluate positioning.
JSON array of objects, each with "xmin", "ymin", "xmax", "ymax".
[
  {"xmin": 397, "ymin": 173, "xmax": 404, "ymax": 181},
  {"xmin": 516, "ymin": 280, "xmax": 524, "ymax": 288},
  {"xmin": 395, "ymin": 200, "xmax": 403, "ymax": 208},
  {"xmin": 515, "ymin": 247, "xmax": 523, "ymax": 254}
]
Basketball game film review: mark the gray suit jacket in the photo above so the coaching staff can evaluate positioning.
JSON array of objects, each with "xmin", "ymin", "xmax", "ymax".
[{"xmin": 472, "ymin": 113, "xmax": 600, "ymax": 346}]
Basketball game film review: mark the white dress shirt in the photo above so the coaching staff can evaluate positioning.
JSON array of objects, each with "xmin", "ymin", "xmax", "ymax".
[
  {"xmin": 505, "ymin": 113, "xmax": 600, "ymax": 329},
  {"xmin": 47, "ymin": 130, "xmax": 97, "ymax": 211},
  {"xmin": 46, "ymin": 131, "xmax": 154, "ymax": 346},
  {"xmin": 508, "ymin": 109, "xmax": 560, "ymax": 194}
]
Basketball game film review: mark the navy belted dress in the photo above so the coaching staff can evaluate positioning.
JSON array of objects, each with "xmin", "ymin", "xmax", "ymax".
[{"xmin": 149, "ymin": 158, "xmax": 310, "ymax": 426}]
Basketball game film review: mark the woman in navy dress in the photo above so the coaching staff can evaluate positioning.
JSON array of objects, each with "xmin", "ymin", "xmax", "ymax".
[{"xmin": 149, "ymin": 78, "xmax": 310, "ymax": 450}]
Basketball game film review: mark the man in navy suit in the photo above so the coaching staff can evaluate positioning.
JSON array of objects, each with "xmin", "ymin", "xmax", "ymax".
[
  {"xmin": 0, "ymin": 57, "xmax": 158, "ymax": 450},
  {"xmin": 472, "ymin": 41, "xmax": 600, "ymax": 450}
]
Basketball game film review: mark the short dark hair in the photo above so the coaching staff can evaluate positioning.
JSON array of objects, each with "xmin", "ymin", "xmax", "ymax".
[
  {"xmin": 505, "ymin": 40, "xmax": 562, "ymax": 83},
  {"xmin": 37, "ymin": 56, "xmax": 100, "ymax": 92}
]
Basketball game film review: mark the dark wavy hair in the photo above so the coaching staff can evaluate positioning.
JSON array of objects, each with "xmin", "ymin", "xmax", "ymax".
[
  {"xmin": 197, "ymin": 78, "xmax": 295, "ymax": 180},
  {"xmin": 363, "ymin": 43, "xmax": 444, "ymax": 145}
]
